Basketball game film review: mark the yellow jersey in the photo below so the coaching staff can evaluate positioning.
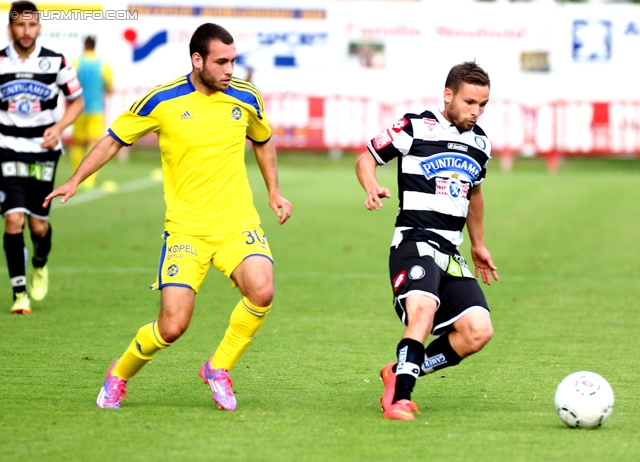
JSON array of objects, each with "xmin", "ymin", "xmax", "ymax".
[{"xmin": 108, "ymin": 74, "xmax": 272, "ymax": 238}]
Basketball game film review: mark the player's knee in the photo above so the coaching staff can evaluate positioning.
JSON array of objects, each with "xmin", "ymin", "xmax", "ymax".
[
  {"xmin": 4, "ymin": 213, "xmax": 25, "ymax": 233},
  {"xmin": 28, "ymin": 220, "xmax": 49, "ymax": 237},
  {"xmin": 157, "ymin": 320, "xmax": 189, "ymax": 344},
  {"xmin": 405, "ymin": 295, "xmax": 437, "ymax": 326},
  {"xmin": 245, "ymin": 284, "xmax": 274, "ymax": 308},
  {"xmin": 466, "ymin": 322, "xmax": 493, "ymax": 353}
]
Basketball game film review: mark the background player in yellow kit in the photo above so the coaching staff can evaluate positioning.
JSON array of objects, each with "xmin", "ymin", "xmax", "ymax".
[
  {"xmin": 45, "ymin": 23, "xmax": 292, "ymax": 411},
  {"xmin": 70, "ymin": 35, "xmax": 113, "ymax": 189}
]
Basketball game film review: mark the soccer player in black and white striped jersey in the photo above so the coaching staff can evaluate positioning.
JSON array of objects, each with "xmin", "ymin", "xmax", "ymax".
[
  {"xmin": 0, "ymin": 1, "xmax": 84, "ymax": 314},
  {"xmin": 356, "ymin": 61, "xmax": 498, "ymax": 420}
]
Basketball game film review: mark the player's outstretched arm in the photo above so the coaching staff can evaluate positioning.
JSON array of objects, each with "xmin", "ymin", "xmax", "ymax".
[
  {"xmin": 43, "ymin": 134, "xmax": 123, "ymax": 208},
  {"xmin": 467, "ymin": 186, "xmax": 498, "ymax": 285},
  {"xmin": 252, "ymin": 139, "xmax": 292, "ymax": 225},
  {"xmin": 355, "ymin": 150, "xmax": 390, "ymax": 210}
]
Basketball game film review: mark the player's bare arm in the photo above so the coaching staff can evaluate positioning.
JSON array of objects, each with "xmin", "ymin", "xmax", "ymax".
[
  {"xmin": 466, "ymin": 185, "xmax": 498, "ymax": 285},
  {"xmin": 41, "ymin": 95, "xmax": 85, "ymax": 150},
  {"xmin": 252, "ymin": 139, "xmax": 291, "ymax": 225},
  {"xmin": 43, "ymin": 134, "xmax": 123, "ymax": 207},
  {"xmin": 355, "ymin": 150, "xmax": 391, "ymax": 210}
]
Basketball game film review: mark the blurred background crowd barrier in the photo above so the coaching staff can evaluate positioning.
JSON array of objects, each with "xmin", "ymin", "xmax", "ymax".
[{"xmin": 3, "ymin": 0, "xmax": 639, "ymax": 170}]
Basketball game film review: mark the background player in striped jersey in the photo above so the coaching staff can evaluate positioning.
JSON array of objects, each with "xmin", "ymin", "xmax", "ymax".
[
  {"xmin": 45, "ymin": 23, "xmax": 292, "ymax": 411},
  {"xmin": 356, "ymin": 61, "xmax": 498, "ymax": 420},
  {"xmin": 1, "ymin": 1, "xmax": 84, "ymax": 314}
]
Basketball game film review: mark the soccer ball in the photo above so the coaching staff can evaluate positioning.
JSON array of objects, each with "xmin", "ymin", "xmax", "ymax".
[{"xmin": 554, "ymin": 371, "xmax": 614, "ymax": 429}]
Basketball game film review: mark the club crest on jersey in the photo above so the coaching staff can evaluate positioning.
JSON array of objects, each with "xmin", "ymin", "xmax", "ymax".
[
  {"xmin": 166, "ymin": 264, "xmax": 179, "ymax": 277},
  {"xmin": 0, "ymin": 80, "xmax": 52, "ymax": 101},
  {"xmin": 392, "ymin": 117, "xmax": 408, "ymax": 133},
  {"xmin": 408, "ymin": 265, "xmax": 425, "ymax": 280},
  {"xmin": 231, "ymin": 106, "xmax": 242, "ymax": 120},
  {"xmin": 419, "ymin": 153, "xmax": 482, "ymax": 181},
  {"xmin": 373, "ymin": 129, "xmax": 393, "ymax": 150},
  {"xmin": 9, "ymin": 99, "xmax": 41, "ymax": 115},
  {"xmin": 39, "ymin": 58, "xmax": 51, "ymax": 71},
  {"xmin": 475, "ymin": 136, "xmax": 487, "ymax": 150},
  {"xmin": 435, "ymin": 177, "xmax": 469, "ymax": 200}
]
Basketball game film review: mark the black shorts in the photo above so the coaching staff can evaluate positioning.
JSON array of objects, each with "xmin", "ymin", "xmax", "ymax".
[
  {"xmin": 389, "ymin": 240, "xmax": 489, "ymax": 337},
  {"xmin": 0, "ymin": 148, "xmax": 61, "ymax": 219}
]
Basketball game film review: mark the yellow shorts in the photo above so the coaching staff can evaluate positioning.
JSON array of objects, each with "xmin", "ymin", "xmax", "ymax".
[
  {"xmin": 72, "ymin": 113, "xmax": 106, "ymax": 143},
  {"xmin": 150, "ymin": 227, "xmax": 273, "ymax": 292}
]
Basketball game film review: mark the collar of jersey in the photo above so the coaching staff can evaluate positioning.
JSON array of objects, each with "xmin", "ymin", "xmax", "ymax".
[
  {"xmin": 8, "ymin": 40, "xmax": 42, "ymax": 61},
  {"xmin": 431, "ymin": 105, "xmax": 465, "ymax": 135}
]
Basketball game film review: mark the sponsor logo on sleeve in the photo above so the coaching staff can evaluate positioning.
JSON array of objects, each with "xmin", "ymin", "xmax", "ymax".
[
  {"xmin": 373, "ymin": 129, "xmax": 394, "ymax": 150},
  {"xmin": 67, "ymin": 76, "xmax": 81, "ymax": 93},
  {"xmin": 391, "ymin": 117, "xmax": 409, "ymax": 133}
]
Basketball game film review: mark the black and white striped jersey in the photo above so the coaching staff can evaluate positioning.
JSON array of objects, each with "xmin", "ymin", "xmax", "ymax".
[
  {"xmin": 0, "ymin": 41, "xmax": 83, "ymax": 154},
  {"xmin": 367, "ymin": 108, "xmax": 492, "ymax": 255}
]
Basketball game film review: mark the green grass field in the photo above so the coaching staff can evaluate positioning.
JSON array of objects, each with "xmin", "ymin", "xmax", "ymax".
[{"xmin": 1, "ymin": 150, "xmax": 639, "ymax": 461}]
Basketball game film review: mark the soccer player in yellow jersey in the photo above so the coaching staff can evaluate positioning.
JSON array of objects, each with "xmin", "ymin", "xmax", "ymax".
[
  {"xmin": 70, "ymin": 36, "xmax": 113, "ymax": 190},
  {"xmin": 44, "ymin": 23, "xmax": 292, "ymax": 411}
]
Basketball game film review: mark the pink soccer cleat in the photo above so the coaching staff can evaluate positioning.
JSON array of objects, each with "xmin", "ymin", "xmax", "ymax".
[
  {"xmin": 96, "ymin": 361, "xmax": 128, "ymax": 409},
  {"xmin": 200, "ymin": 360, "xmax": 237, "ymax": 411}
]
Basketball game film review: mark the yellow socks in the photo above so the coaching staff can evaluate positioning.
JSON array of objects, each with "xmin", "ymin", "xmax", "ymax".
[
  {"xmin": 113, "ymin": 321, "xmax": 171, "ymax": 380},
  {"xmin": 211, "ymin": 297, "xmax": 271, "ymax": 371},
  {"xmin": 110, "ymin": 298, "xmax": 271, "ymax": 379},
  {"xmin": 69, "ymin": 144, "xmax": 84, "ymax": 173}
]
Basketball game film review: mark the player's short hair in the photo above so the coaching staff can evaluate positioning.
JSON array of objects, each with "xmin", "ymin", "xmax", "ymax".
[
  {"xmin": 190, "ymin": 23, "xmax": 234, "ymax": 61},
  {"xmin": 445, "ymin": 61, "xmax": 491, "ymax": 94},
  {"xmin": 9, "ymin": 1, "xmax": 38, "ymax": 23},
  {"xmin": 85, "ymin": 36, "xmax": 96, "ymax": 50}
]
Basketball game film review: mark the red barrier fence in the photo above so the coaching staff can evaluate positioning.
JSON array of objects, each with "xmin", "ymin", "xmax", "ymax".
[{"xmin": 105, "ymin": 90, "xmax": 640, "ymax": 170}]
